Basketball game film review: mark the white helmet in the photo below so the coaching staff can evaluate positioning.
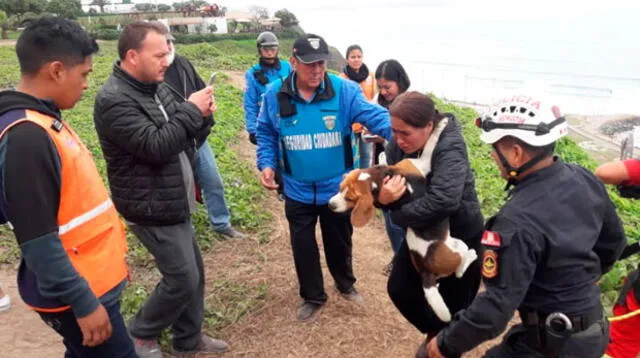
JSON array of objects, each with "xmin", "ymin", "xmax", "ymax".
[{"xmin": 478, "ymin": 95, "xmax": 568, "ymax": 146}]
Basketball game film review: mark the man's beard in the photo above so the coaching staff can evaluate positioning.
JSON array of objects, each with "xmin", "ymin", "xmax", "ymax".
[{"xmin": 167, "ymin": 46, "xmax": 176, "ymax": 66}]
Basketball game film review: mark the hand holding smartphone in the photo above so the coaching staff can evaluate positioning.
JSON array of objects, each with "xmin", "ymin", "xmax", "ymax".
[
  {"xmin": 208, "ymin": 72, "xmax": 218, "ymax": 91},
  {"xmin": 207, "ymin": 72, "xmax": 217, "ymax": 114}
]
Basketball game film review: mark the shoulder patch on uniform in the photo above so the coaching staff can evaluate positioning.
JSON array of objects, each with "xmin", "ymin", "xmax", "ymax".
[
  {"xmin": 482, "ymin": 250, "xmax": 498, "ymax": 279},
  {"xmin": 481, "ymin": 231, "xmax": 501, "ymax": 247}
]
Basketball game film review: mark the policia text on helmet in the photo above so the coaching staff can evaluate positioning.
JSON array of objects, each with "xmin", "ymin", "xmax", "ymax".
[{"xmin": 477, "ymin": 97, "xmax": 568, "ymax": 191}]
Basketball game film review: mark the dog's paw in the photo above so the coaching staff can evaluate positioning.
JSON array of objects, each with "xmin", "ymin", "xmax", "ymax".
[
  {"xmin": 455, "ymin": 249, "xmax": 478, "ymax": 278},
  {"xmin": 425, "ymin": 286, "xmax": 451, "ymax": 322},
  {"xmin": 444, "ymin": 236, "xmax": 469, "ymax": 254}
]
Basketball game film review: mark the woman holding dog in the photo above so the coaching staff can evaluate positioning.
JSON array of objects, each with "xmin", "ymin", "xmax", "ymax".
[
  {"xmin": 373, "ymin": 59, "xmax": 412, "ymax": 275},
  {"xmin": 376, "ymin": 91, "xmax": 484, "ymax": 356}
]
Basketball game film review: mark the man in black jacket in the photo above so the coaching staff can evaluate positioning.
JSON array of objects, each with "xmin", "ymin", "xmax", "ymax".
[
  {"xmin": 93, "ymin": 21, "xmax": 228, "ymax": 357},
  {"xmin": 426, "ymin": 97, "xmax": 626, "ymax": 358},
  {"xmin": 164, "ymin": 33, "xmax": 246, "ymax": 239}
]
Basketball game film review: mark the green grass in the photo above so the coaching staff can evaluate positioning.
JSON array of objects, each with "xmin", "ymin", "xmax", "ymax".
[
  {"xmin": 179, "ymin": 39, "xmax": 294, "ymax": 72},
  {"xmin": 0, "ymin": 40, "xmax": 273, "ymax": 335},
  {"xmin": 0, "ymin": 37, "xmax": 638, "ymax": 335}
]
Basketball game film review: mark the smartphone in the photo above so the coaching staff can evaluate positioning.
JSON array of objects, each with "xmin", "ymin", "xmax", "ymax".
[{"xmin": 208, "ymin": 72, "xmax": 218, "ymax": 91}]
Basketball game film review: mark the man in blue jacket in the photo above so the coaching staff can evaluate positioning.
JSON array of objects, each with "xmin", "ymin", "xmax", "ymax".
[
  {"xmin": 256, "ymin": 34, "xmax": 391, "ymax": 321},
  {"xmin": 244, "ymin": 31, "xmax": 292, "ymax": 144},
  {"xmin": 245, "ymin": 32, "xmax": 292, "ymax": 200}
]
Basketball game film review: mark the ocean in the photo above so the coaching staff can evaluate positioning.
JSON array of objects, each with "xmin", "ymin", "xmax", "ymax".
[{"xmin": 257, "ymin": 0, "xmax": 640, "ymax": 116}]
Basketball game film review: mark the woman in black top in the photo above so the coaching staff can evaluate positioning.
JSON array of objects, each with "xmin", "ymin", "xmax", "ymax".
[{"xmin": 377, "ymin": 91, "xmax": 484, "ymax": 354}]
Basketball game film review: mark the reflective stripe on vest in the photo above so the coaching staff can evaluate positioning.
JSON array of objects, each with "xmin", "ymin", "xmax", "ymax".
[
  {"xmin": 58, "ymin": 198, "xmax": 113, "ymax": 235},
  {"xmin": 0, "ymin": 110, "xmax": 128, "ymax": 312}
]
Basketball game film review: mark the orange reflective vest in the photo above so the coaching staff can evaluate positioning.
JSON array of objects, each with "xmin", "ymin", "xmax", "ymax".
[
  {"xmin": 339, "ymin": 72, "xmax": 377, "ymax": 133},
  {"xmin": 0, "ymin": 110, "xmax": 128, "ymax": 312}
]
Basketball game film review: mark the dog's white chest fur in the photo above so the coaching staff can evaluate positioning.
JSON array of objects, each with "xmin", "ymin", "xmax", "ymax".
[
  {"xmin": 403, "ymin": 118, "xmax": 449, "ymax": 257},
  {"xmin": 406, "ymin": 228, "xmax": 433, "ymax": 257}
]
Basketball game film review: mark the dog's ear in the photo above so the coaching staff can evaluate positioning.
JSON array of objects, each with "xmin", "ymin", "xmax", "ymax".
[
  {"xmin": 351, "ymin": 178, "xmax": 375, "ymax": 227},
  {"xmin": 390, "ymin": 159, "xmax": 423, "ymax": 177}
]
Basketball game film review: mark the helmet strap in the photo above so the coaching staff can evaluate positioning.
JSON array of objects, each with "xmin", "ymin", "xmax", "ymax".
[
  {"xmin": 259, "ymin": 56, "xmax": 281, "ymax": 70},
  {"xmin": 493, "ymin": 145, "xmax": 548, "ymax": 191}
]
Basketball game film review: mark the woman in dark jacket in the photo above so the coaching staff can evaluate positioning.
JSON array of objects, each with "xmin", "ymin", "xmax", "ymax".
[{"xmin": 377, "ymin": 91, "xmax": 484, "ymax": 354}]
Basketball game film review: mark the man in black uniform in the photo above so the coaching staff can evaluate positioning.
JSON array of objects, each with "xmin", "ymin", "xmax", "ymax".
[{"xmin": 425, "ymin": 95, "xmax": 627, "ymax": 358}]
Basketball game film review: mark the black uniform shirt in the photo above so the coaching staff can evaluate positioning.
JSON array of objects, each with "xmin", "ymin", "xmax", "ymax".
[{"xmin": 438, "ymin": 158, "xmax": 627, "ymax": 356}]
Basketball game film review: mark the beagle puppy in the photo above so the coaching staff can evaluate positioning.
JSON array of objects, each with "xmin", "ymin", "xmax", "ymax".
[{"xmin": 329, "ymin": 118, "xmax": 477, "ymax": 322}]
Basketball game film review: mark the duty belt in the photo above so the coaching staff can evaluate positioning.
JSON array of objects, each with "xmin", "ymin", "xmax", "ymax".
[{"xmin": 519, "ymin": 304, "xmax": 603, "ymax": 355}]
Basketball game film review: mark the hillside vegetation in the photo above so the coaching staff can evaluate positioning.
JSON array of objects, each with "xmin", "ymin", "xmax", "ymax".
[{"xmin": 0, "ymin": 40, "xmax": 636, "ymax": 339}]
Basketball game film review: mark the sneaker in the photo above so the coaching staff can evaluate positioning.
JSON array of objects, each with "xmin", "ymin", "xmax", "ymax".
[
  {"xmin": 382, "ymin": 261, "xmax": 393, "ymax": 276},
  {"xmin": 132, "ymin": 337, "xmax": 162, "ymax": 358},
  {"xmin": 297, "ymin": 302, "xmax": 323, "ymax": 321},
  {"xmin": 216, "ymin": 226, "xmax": 247, "ymax": 239},
  {"xmin": 340, "ymin": 287, "xmax": 364, "ymax": 305},
  {"xmin": 172, "ymin": 335, "xmax": 229, "ymax": 356},
  {"xmin": 0, "ymin": 291, "xmax": 10, "ymax": 313}
]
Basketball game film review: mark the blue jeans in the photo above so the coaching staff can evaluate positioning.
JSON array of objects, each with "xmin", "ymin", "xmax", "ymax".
[
  {"xmin": 38, "ymin": 300, "xmax": 136, "ymax": 358},
  {"xmin": 195, "ymin": 142, "xmax": 231, "ymax": 231},
  {"xmin": 383, "ymin": 210, "xmax": 405, "ymax": 254}
]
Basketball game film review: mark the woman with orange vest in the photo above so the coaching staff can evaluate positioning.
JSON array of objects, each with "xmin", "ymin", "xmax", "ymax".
[
  {"xmin": 0, "ymin": 18, "xmax": 134, "ymax": 357},
  {"xmin": 339, "ymin": 45, "xmax": 378, "ymax": 168}
]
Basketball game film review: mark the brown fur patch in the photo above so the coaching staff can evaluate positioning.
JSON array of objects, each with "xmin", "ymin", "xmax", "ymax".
[
  {"xmin": 351, "ymin": 179, "xmax": 375, "ymax": 227},
  {"xmin": 388, "ymin": 159, "xmax": 423, "ymax": 177},
  {"xmin": 424, "ymin": 241, "xmax": 461, "ymax": 278}
]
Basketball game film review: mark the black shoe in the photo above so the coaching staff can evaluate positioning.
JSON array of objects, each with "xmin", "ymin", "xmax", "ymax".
[
  {"xmin": 297, "ymin": 302, "xmax": 323, "ymax": 321},
  {"xmin": 216, "ymin": 226, "xmax": 247, "ymax": 240},
  {"xmin": 340, "ymin": 287, "xmax": 364, "ymax": 305}
]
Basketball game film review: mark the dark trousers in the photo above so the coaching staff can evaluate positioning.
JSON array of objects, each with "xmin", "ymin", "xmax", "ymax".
[
  {"xmin": 128, "ymin": 220, "xmax": 205, "ymax": 351},
  {"xmin": 38, "ymin": 300, "xmax": 136, "ymax": 358},
  {"xmin": 387, "ymin": 237, "xmax": 482, "ymax": 335},
  {"xmin": 484, "ymin": 319, "xmax": 609, "ymax": 357},
  {"xmin": 284, "ymin": 198, "xmax": 356, "ymax": 304}
]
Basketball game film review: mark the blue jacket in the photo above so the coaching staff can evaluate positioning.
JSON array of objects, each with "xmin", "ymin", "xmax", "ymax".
[
  {"xmin": 244, "ymin": 60, "xmax": 292, "ymax": 135},
  {"xmin": 257, "ymin": 73, "xmax": 391, "ymax": 205}
]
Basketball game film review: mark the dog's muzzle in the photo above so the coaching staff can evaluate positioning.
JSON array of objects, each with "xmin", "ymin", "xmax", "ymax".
[{"xmin": 328, "ymin": 192, "xmax": 349, "ymax": 212}]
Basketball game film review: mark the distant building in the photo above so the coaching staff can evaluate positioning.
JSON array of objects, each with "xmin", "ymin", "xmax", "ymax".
[
  {"xmin": 159, "ymin": 17, "xmax": 229, "ymax": 35},
  {"xmin": 81, "ymin": 0, "xmax": 140, "ymax": 14}
]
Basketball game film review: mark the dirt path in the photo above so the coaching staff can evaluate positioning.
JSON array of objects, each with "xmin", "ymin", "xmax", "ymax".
[
  {"xmin": 0, "ymin": 72, "xmax": 508, "ymax": 358},
  {"xmin": 0, "ymin": 270, "xmax": 65, "ymax": 358},
  {"xmin": 219, "ymin": 128, "xmax": 513, "ymax": 357},
  {"xmin": 218, "ymin": 70, "xmax": 509, "ymax": 356}
]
